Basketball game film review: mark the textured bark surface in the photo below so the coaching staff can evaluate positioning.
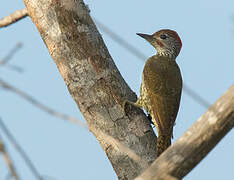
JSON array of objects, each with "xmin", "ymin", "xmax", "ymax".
[
  {"xmin": 136, "ymin": 85, "xmax": 234, "ymax": 180},
  {"xmin": 23, "ymin": 0, "xmax": 157, "ymax": 179}
]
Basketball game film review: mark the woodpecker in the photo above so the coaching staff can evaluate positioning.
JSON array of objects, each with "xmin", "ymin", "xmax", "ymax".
[{"xmin": 133, "ymin": 29, "xmax": 182, "ymax": 156}]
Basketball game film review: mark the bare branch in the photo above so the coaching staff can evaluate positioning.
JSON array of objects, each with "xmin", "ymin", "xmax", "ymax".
[
  {"xmin": 0, "ymin": 118, "xmax": 42, "ymax": 180},
  {"xmin": 182, "ymin": 84, "xmax": 210, "ymax": 107},
  {"xmin": 0, "ymin": 135, "xmax": 20, "ymax": 180},
  {"xmin": 0, "ymin": 43, "xmax": 22, "ymax": 65},
  {"xmin": 95, "ymin": 19, "xmax": 146, "ymax": 60},
  {"xmin": 136, "ymin": 85, "xmax": 234, "ymax": 180},
  {"xmin": 0, "ymin": 43, "xmax": 24, "ymax": 73},
  {"xmin": 0, "ymin": 78, "xmax": 86, "ymax": 128},
  {"xmin": 0, "ymin": 9, "xmax": 28, "ymax": 28}
]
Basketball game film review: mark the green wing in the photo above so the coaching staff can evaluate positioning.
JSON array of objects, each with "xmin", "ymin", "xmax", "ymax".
[{"xmin": 143, "ymin": 56, "xmax": 182, "ymax": 137}]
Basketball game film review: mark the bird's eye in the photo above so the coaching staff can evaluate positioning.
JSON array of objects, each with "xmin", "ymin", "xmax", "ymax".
[{"xmin": 160, "ymin": 34, "xmax": 167, "ymax": 40}]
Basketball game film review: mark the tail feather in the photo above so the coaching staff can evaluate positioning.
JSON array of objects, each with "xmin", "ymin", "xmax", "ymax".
[{"xmin": 157, "ymin": 134, "xmax": 171, "ymax": 157}]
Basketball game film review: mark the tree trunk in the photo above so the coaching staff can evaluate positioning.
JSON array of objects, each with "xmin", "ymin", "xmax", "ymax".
[{"xmin": 23, "ymin": 0, "xmax": 157, "ymax": 179}]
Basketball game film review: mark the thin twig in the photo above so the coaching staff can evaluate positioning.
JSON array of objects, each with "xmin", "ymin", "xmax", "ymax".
[
  {"xmin": 0, "ymin": 78, "xmax": 87, "ymax": 128},
  {"xmin": 0, "ymin": 43, "xmax": 22, "ymax": 65},
  {"xmin": 183, "ymin": 84, "xmax": 210, "ymax": 107},
  {"xmin": 0, "ymin": 43, "xmax": 24, "ymax": 73},
  {"xmin": 0, "ymin": 9, "xmax": 28, "ymax": 28},
  {"xmin": 0, "ymin": 118, "xmax": 42, "ymax": 180},
  {"xmin": 0, "ymin": 134, "xmax": 20, "ymax": 180}
]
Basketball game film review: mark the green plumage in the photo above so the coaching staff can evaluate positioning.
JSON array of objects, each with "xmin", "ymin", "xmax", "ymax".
[{"xmin": 136, "ymin": 55, "xmax": 182, "ymax": 156}]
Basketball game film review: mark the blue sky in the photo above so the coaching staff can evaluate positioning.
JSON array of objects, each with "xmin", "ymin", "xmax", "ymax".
[{"xmin": 0, "ymin": 1, "xmax": 233, "ymax": 179}]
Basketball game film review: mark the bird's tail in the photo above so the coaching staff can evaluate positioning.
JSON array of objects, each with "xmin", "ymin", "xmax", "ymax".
[{"xmin": 157, "ymin": 134, "xmax": 171, "ymax": 157}]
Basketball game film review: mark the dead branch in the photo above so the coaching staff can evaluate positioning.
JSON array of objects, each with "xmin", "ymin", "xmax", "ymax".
[
  {"xmin": 0, "ymin": 78, "xmax": 86, "ymax": 128},
  {"xmin": 0, "ymin": 135, "xmax": 20, "ymax": 180},
  {"xmin": 0, "ymin": 43, "xmax": 23, "ymax": 73},
  {"xmin": 0, "ymin": 118, "xmax": 42, "ymax": 180},
  {"xmin": 0, "ymin": 43, "xmax": 22, "ymax": 65},
  {"xmin": 0, "ymin": 9, "xmax": 28, "ymax": 28},
  {"xmin": 136, "ymin": 85, "xmax": 234, "ymax": 180}
]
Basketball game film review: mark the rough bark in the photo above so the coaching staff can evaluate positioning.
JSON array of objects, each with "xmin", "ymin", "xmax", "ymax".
[
  {"xmin": 136, "ymin": 85, "xmax": 234, "ymax": 180},
  {"xmin": 23, "ymin": 0, "xmax": 157, "ymax": 179}
]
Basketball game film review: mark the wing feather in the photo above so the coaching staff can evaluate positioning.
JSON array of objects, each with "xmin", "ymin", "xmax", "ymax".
[{"xmin": 143, "ymin": 56, "xmax": 182, "ymax": 137}]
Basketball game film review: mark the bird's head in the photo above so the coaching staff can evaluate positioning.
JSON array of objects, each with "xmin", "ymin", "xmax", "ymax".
[{"xmin": 137, "ymin": 29, "xmax": 182, "ymax": 59}]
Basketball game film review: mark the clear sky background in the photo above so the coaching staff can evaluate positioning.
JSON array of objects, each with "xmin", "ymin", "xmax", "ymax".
[{"xmin": 0, "ymin": 0, "xmax": 234, "ymax": 180}]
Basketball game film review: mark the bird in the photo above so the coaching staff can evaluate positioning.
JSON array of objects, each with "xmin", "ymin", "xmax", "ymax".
[{"xmin": 126, "ymin": 29, "xmax": 183, "ymax": 156}]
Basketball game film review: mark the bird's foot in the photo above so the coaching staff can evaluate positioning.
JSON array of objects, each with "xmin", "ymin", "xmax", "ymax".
[
  {"xmin": 123, "ymin": 100, "xmax": 142, "ymax": 116},
  {"xmin": 123, "ymin": 100, "xmax": 154, "ymax": 128},
  {"xmin": 123, "ymin": 100, "xmax": 134, "ymax": 115}
]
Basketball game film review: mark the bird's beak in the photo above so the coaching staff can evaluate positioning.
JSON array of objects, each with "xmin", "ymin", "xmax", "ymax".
[{"xmin": 136, "ymin": 33, "xmax": 154, "ymax": 43}]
